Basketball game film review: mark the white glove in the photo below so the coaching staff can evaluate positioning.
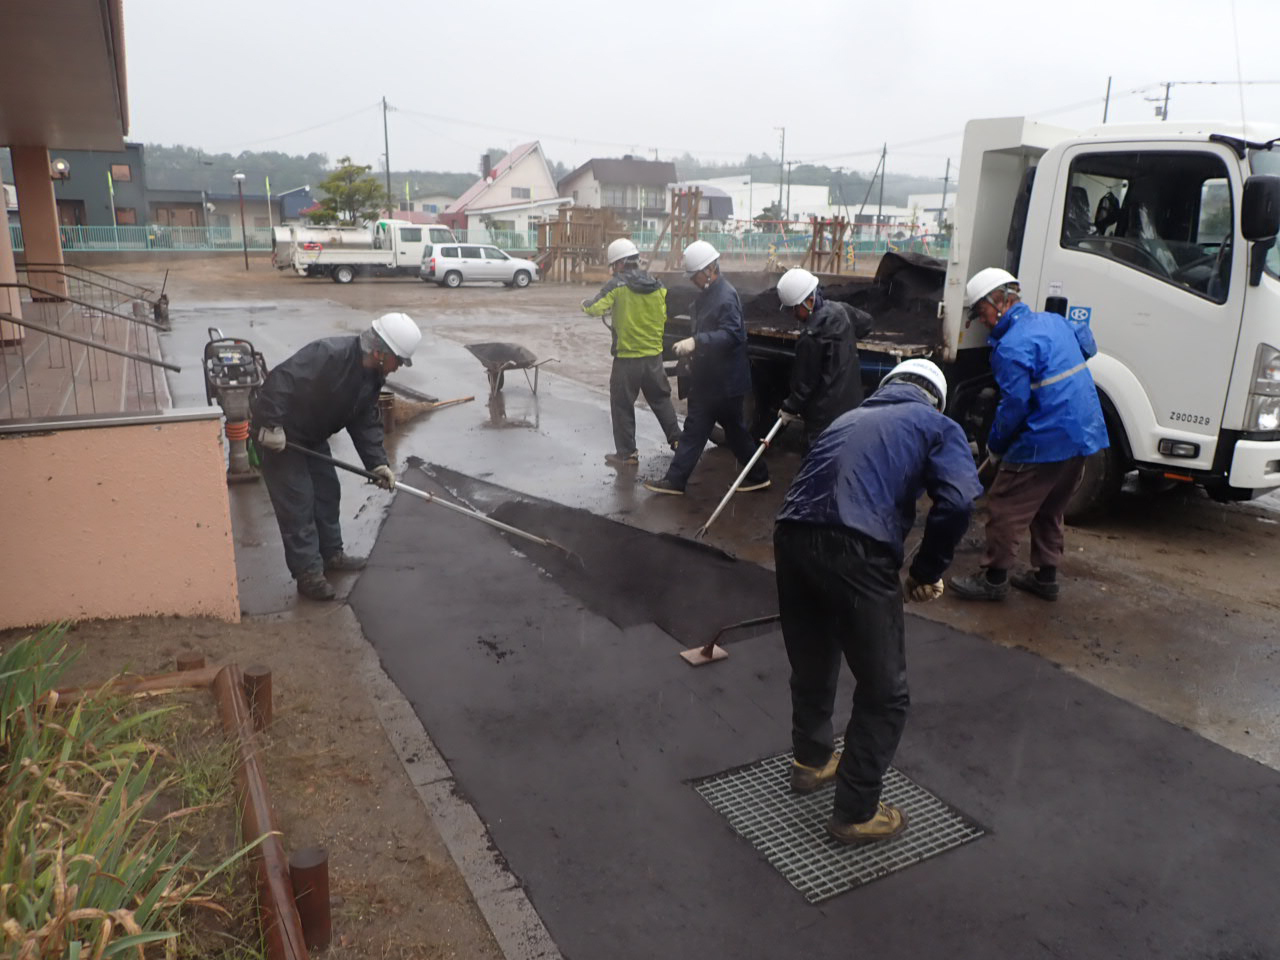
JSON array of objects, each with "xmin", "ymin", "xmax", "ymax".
[
  {"xmin": 778, "ymin": 409, "xmax": 801, "ymax": 425},
  {"xmin": 580, "ymin": 298, "xmax": 593, "ymax": 311},
  {"xmin": 256, "ymin": 425, "xmax": 286, "ymax": 453},
  {"xmin": 903, "ymin": 576, "xmax": 945, "ymax": 603},
  {"xmin": 672, "ymin": 338, "xmax": 696, "ymax": 358},
  {"xmin": 370, "ymin": 464, "xmax": 396, "ymax": 490}
]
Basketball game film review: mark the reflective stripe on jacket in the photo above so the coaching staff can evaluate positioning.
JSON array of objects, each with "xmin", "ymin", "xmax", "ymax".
[{"xmin": 987, "ymin": 302, "xmax": 1109, "ymax": 464}]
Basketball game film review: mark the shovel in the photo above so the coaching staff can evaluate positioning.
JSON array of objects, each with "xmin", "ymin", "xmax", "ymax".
[
  {"xmin": 285, "ymin": 442, "xmax": 577, "ymax": 558},
  {"xmin": 694, "ymin": 416, "xmax": 785, "ymax": 539}
]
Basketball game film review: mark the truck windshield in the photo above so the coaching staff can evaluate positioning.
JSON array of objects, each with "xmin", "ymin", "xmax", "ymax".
[{"xmin": 1251, "ymin": 148, "xmax": 1280, "ymax": 279}]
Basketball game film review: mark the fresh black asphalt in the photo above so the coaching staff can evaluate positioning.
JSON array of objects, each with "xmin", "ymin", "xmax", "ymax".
[{"xmin": 349, "ymin": 470, "xmax": 1280, "ymax": 959}]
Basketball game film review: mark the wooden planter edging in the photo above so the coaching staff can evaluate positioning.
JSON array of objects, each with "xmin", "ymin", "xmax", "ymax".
[{"xmin": 56, "ymin": 659, "xmax": 312, "ymax": 960}]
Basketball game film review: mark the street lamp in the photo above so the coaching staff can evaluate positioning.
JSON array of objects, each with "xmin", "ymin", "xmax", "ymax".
[{"xmin": 232, "ymin": 172, "xmax": 248, "ymax": 271}]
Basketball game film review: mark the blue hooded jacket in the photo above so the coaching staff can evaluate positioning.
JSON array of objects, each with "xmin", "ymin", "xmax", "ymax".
[
  {"xmin": 987, "ymin": 301, "xmax": 1109, "ymax": 464},
  {"xmin": 776, "ymin": 381, "xmax": 982, "ymax": 583},
  {"xmin": 689, "ymin": 274, "xmax": 752, "ymax": 399}
]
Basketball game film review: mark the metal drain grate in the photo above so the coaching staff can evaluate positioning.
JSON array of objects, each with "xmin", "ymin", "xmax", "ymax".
[{"xmin": 694, "ymin": 742, "xmax": 984, "ymax": 903}]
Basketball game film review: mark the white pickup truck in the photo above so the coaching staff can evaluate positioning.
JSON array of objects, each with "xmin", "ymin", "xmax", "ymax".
[{"xmin": 290, "ymin": 219, "xmax": 458, "ymax": 283}]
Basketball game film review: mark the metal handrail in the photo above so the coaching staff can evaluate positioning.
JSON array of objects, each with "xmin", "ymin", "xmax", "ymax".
[
  {"xmin": 0, "ymin": 282, "xmax": 168, "ymax": 332},
  {"xmin": 21, "ymin": 261, "xmax": 157, "ymax": 300},
  {"xmin": 0, "ymin": 311, "xmax": 180, "ymax": 372},
  {"xmin": 15, "ymin": 266, "xmax": 154, "ymax": 311}
]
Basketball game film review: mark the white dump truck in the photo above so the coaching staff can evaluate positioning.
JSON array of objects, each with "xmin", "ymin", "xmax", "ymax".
[
  {"xmin": 289, "ymin": 219, "xmax": 457, "ymax": 282},
  {"xmin": 664, "ymin": 116, "xmax": 1280, "ymax": 519}
]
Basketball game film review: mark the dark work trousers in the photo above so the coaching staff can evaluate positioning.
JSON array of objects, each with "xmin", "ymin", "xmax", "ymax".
[
  {"xmin": 774, "ymin": 521, "xmax": 908, "ymax": 824},
  {"xmin": 664, "ymin": 392, "xmax": 767, "ymax": 490},
  {"xmin": 610, "ymin": 355, "xmax": 680, "ymax": 455},
  {"xmin": 983, "ymin": 456, "xmax": 1086, "ymax": 571},
  {"xmin": 259, "ymin": 440, "xmax": 343, "ymax": 579}
]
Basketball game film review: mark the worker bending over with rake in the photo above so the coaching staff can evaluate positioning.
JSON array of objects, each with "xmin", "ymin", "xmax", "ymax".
[
  {"xmin": 644, "ymin": 240, "xmax": 770, "ymax": 495},
  {"xmin": 581, "ymin": 238, "xmax": 681, "ymax": 465},
  {"xmin": 774, "ymin": 359, "xmax": 980, "ymax": 844},
  {"xmin": 252, "ymin": 312, "xmax": 421, "ymax": 601},
  {"xmin": 774, "ymin": 267, "xmax": 872, "ymax": 446}
]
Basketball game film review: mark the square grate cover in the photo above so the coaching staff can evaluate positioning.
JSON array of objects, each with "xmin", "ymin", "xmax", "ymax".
[{"xmin": 694, "ymin": 742, "xmax": 985, "ymax": 903}]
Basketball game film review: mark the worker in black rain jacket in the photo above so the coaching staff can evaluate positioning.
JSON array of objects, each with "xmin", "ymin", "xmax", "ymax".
[
  {"xmin": 774, "ymin": 267, "xmax": 872, "ymax": 443},
  {"xmin": 774, "ymin": 358, "xmax": 980, "ymax": 844},
  {"xmin": 251, "ymin": 312, "xmax": 421, "ymax": 601}
]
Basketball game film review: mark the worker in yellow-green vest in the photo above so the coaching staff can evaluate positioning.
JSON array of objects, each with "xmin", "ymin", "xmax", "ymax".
[{"xmin": 582, "ymin": 238, "xmax": 681, "ymax": 466}]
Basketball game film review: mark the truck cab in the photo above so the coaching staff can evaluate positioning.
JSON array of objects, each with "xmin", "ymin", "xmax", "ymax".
[{"xmin": 943, "ymin": 117, "xmax": 1280, "ymax": 514}]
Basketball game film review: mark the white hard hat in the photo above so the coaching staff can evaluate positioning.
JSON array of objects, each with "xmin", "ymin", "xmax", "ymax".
[
  {"xmin": 964, "ymin": 267, "xmax": 1020, "ymax": 317},
  {"xmin": 881, "ymin": 358, "xmax": 948, "ymax": 409},
  {"xmin": 607, "ymin": 237, "xmax": 640, "ymax": 265},
  {"xmin": 371, "ymin": 312, "xmax": 421, "ymax": 367},
  {"xmin": 682, "ymin": 240, "xmax": 720, "ymax": 275},
  {"xmin": 776, "ymin": 268, "xmax": 820, "ymax": 308}
]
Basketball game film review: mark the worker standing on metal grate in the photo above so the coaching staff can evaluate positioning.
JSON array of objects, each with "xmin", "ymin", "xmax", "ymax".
[
  {"xmin": 581, "ymin": 238, "xmax": 681, "ymax": 465},
  {"xmin": 251, "ymin": 313, "xmax": 420, "ymax": 601},
  {"xmin": 773, "ymin": 359, "xmax": 980, "ymax": 844}
]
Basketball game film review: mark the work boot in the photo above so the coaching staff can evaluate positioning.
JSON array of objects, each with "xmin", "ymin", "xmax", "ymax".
[
  {"xmin": 323, "ymin": 551, "xmax": 367, "ymax": 572},
  {"xmin": 790, "ymin": 752, "xmax": 841, "ymax": 794},
  {"xmin": 296, "ymin": 572, "xmax": 337, "ymax": 601},
  {"xmin": 605, "ymin": 451, "xmax": 639, "ymax": 467},
  {"xmin": 949, "ymin": 571, "xmax": 1009, "ymax": 601},
  {"xmin": 1011, "ymin": 570, "xmax": 1060, "ymax": 601},
  {"xmin": 644, "ymin": 477, "xmax": 685, "ymax": 495},
  {"xmin": 826, "ymin": 802, "xmax": 908, "ymax": 845}
]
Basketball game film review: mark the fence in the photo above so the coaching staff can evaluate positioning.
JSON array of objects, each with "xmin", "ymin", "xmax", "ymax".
[
  {"xmin": 9, "ymin": 222, "xmax": 948, "ymax": 261},
  {"xmin": 10, "ymin": 224, "xmax": 275, "ymax": 253}
]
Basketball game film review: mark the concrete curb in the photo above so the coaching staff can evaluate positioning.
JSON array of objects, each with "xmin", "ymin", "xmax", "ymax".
[{"xmin": 336, "ymin": 606, "xmax": 562, "ymax": 960}]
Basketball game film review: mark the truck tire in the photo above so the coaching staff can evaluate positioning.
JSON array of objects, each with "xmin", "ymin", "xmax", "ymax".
[
  {"xmin": 444, "ymin": 271, "xmax": 463, "ymax": 289},
  {"xmin": 1064, "ymin": 443, "xmax": 1124, "ymax": 525},
  {"xmin": 512, "ymin": 270, "xmax": 531, "ymax": 289},
  {"xmin": 332, "ymin": 265, "xmax": 355, "ymax": 284}
]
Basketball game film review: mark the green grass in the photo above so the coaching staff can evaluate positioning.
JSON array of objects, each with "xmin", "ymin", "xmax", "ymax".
[{"xmin": 0, "ymin": 624, "xmax": 267, "ymax": 959}]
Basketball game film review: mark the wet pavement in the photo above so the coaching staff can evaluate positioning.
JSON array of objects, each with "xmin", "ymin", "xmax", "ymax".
[{"xmin": 157, "ymin": 284, "xmax": 1280, "ymax": 956}]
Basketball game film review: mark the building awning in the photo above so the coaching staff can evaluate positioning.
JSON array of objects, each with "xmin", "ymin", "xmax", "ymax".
[{"xmin": 0, "ymin": 0, "xmax": 128, "ymax": 150}]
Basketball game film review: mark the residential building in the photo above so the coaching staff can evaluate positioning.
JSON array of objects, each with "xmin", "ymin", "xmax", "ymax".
[
  {"xmin": 400, "ymin": 193, "xmax": 455, "ymax": 216},
  {"xmin": 440, "ymin": 143, "xmax": 569, "ymax": 241},
  {"xmin": 47, "ymin": 141, "xmax": 148, "ymax": 227},
  {"xmin": 557, "ymin": 156, "xmax": 677, "ymax": 232}
]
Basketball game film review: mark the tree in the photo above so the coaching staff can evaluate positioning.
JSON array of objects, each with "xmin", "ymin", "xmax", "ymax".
[{"xmin": 309, "ymin": 157, "xmax": 389, "ymax": 225}]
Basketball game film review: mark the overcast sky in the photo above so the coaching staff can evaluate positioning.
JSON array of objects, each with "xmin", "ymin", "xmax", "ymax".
[{"xmin": 124, "ymin": 0, "xmax": 1280, "ymax": 182}]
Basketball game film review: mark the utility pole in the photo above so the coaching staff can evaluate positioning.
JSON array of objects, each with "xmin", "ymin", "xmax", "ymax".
[
  {"xmin": 776, "ymin": 127, "xmax": 786, "ymax": 213},
  {"xmin": 938, "ymin": 158, "xmax": 951, "ymax": 235},
  {"xmin": 1161, "ymin": 81, "xmax": 1172, "ymax": 121},
  {"xmin": 1102, "ymin": 75, "xmax": 1112, "ymax": 122},
  {"xmin": 785, "ymin": 160, "xmax": 795, "ymax": 224},
  {"xmin": 877, "ymin": 144, "xmax": 886, "ymax": 245},
  {"xmin": 382, "ymin": 96, "xmax": 393, "ymax": 210}
]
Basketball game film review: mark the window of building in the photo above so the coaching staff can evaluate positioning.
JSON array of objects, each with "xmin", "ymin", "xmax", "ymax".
[
  {"xmin": 399, "ymin": 227, "xmax": 423, "ymax": 242},
  {"xmin": 110, "ymin": 164, "xmax": 132, "ymax": 182},
  {"xmin": 490, "ymin": 220, "xmax": 516, "ymax": 232},
  {"xmin": 213, "ymin": 214, "xmax": 231, "ymax": 228},
  {"xmin": 602, "ymin": 186, "xmax": 627, "ymax": 207},
  {"xmin": 253, "ymin": 216, "xmax": 270, "ymax": 229},
  {"xmin": 572, "ymin": 190, "xmax": 579, "ymax": 202},
  {"xmin": 511, "ymin": 186, "xmax": 531, "ymax": 199},
  {"xmin": 399, "ymin": 201, "xmax": 410, "ymax": 211},
  {"xmin": 1061, "ymin": 151, "xmax": 1234, "ymax": 302},
  {"xmin": 426, "ymin": 203, "xmax": 438, "ymax": 213},
  {"xmin": 641, "ymin": 188, "xmax": 665, "ymax": 209},
  {"xmin": 114, "ymin": 207, "xmax": 137, "ymax": 225}
]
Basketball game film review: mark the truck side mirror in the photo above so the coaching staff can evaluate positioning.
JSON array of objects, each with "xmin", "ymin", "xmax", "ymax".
[{"xmin": 1241, "ymin": 175, "xmax": 1280, "ymax": 241}]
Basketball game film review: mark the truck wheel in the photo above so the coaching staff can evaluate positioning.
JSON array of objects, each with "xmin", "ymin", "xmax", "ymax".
[
  {"xmin": 332, "ymin": 265, "xmax": 355, "ymax": 284},
  {"xmin": 512, "ymin": 270, "xmax": 531, "ymax": 288},
  {"xmin": 1064, "ymin": 444, "xmax": 1124, "ymax": 525},
  {"xmin": 444, "ymin": 271, "xmax": 463, "ymax": 289}
]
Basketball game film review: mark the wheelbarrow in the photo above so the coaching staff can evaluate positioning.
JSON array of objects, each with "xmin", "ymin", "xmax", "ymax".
[{"xmin": 464, "ymin": 342, "xmax": 559, "ymax": 398}]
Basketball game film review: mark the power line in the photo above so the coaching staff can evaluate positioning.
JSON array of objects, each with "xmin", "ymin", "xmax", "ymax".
[{"xmin": 213, "ymin": 100, "xmax": 381, "ymax": 152}]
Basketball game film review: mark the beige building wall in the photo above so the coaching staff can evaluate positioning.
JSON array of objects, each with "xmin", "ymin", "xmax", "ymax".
[{"xmin": 0, "ymin": 414, "xmax": 240, "ymax": 629}]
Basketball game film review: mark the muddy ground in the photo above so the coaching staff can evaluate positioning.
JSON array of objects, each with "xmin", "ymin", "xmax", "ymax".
[{"xmin": 36, "ymin": 252, "xmax": 1280, "ymax": 956}]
